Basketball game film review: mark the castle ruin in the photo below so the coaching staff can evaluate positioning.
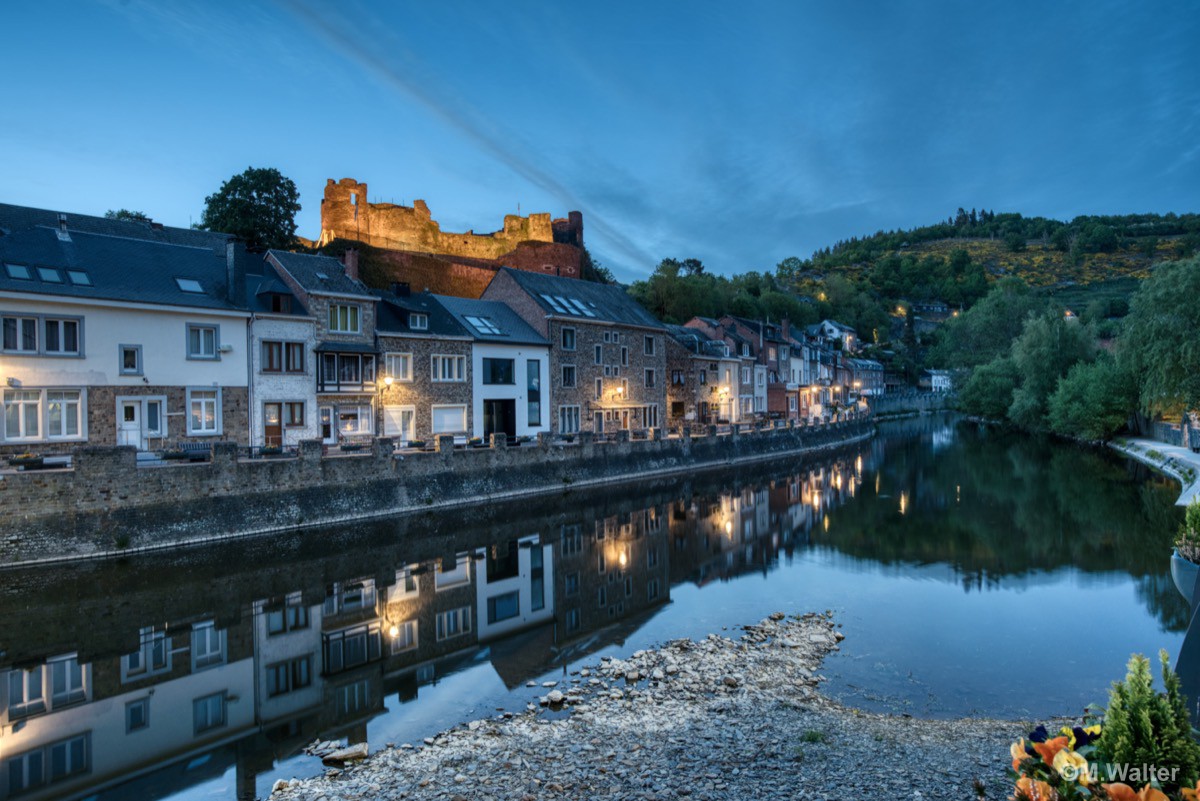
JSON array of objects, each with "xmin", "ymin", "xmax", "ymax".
[{"xmin": 316, "ymin": 178, "xmax": 584, "ymax": 284}]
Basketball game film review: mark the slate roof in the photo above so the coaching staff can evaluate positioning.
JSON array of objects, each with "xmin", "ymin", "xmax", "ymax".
[
  {"xmin": 496, "ymin": 268, "xmax": 664, "ymax": 330},
  {"xmin": 665, "ymin": 324, "xmax": 731, "ymax": 358},
  {"xmin": 266, "ymin": 250, "xmax": 373, "ymax": 298},
  {"xmin": 726, "ymin": 315, "xmax": 788, "ymax": 343},
  {"xmin": 243, "ymin": 272, "xmax": 308, "ymax": 317},
  {"xmin": 0, "ymin": 224, "xmax": 243, "ymax": 311},
  {"xmin": 0, "ymin": 202, "xmax": 234, "ymax": 253},
  {"xmin": 374, "ymin": 289, "xmax": 469, "ymax": 338},
  {"xmin": 434, "ymin": 295, "xmax": 549, "ymax": 346}
]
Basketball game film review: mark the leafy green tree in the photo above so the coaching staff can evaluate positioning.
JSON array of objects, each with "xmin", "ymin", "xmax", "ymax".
[
  {"xmin": 198, "ymin": 166, "xmax": 301, "ymax": 250},
  {"xmin": 958, "ymin": 356, "xmax": 1018, "ymax": 419},
  {"xmin": 105, "ymin": 209, "xmax": 151, "ymax": 222},
  {"xmin": 580, "ymin": 246, "xmax": 614, "ymax": 284},
  {"xmin": 1003, "ymin": 231, "xmax": 1026, "ymax": 252},
  {"xmin": 1119, "ymin": 257, "xmax": 1200, "ymax": 416},
  {"xmin": 929, "ymin": 279, "xmax": 1047, "ymax": 368},
  {"xmin": 1007, "ymin": 311, "xmax": 1095, "ymax": 431},
  {"xmin": 1047, "ymin": 354, "xmax": 1135, "ymax": 440}
]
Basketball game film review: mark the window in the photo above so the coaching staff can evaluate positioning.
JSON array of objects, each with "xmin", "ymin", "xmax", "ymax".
[
  {"xmin": 43, "ymin": 318, "xmax": 80, "ymax": 355},
  {"xmin": 598, "ymin": 586, "xmax": 607, "ymax": 607},
  {"xmin": 561, "ymin": 364, "xmax": 576, "ymax": 388},
  {"xmin": 285, "ymin": 342, "xmax": 305, "ymax": 372},
  {"xmin": 487, "ymin": 591, "xmax": 520, "ymax": 624},
  {"xmin": 5, "ymin": 733, "xmax": 91, "ymax": 793},
  {"xmin": 560, "ymin": 327, "xmax": 576, "ymax": 350},
  {"xmin": 193, "ymin": 692, "xmax": 226, "ymax": 734},
  {"xmin": 431, "ymin": 404, "xmax": 467, "ymax": 434},
  {"xmin": 595, "ymin": 378, "xmax": 602, "ymax": 400},
  {"xmin": 566, "ymin": 608, "xmax": 581, "ymax": 632},
  {"xmin": 648, "ymin": 578, "xmax": 661, "ymax": 601},
  {"xmin": 435, "ymin": 554, "xmax": 472, "ymax": 588},
  {"xmin": 4, "ymin": 263, "xmax": 31, "ymax": 280},
  {"xmin": 465, "ymin": 315, "xmax": 501, "ymax": 335},
  {"xmin": 789, "ymin": 396, "xmax": 798, "ymax": 412},
  {"xmin": 2, "ymin": 315, "xmax": 37, "ymax": 353},
  {"xmin": 621, "ymin": 346, "xmax": 628, "ymax": 366},
  {"xmin": 186, "ymin": 324, "xmax": 218, "ymax": 360},
  {"xmin": 559, "ymin": 405, "xmax": 580, "ymax": 434},
  {"xmin": 645, "ymin": 368, "xmax": 657, "ymax": 388},
  {"xmin": 262, "ymin": 340, "xmax": 283, "ymax": 372},
  {"xmin": 431, "ymin": 354, "xmax": 465, "ymax": 382},
  {"xmin": 394, "ymin": 566, "xmax": 420, "ymax": 599},
  {"xmin": 561, "ymin": 524, "xmax": 583, "ymax": 554},
  {"xmin": 482, "ymin": 358, "xmax": 515, "ymax": 385},
  {"xmin": 7, "ymin": 666, "xmax": 45, "ymax": 718},
  {"xmin": 266, "ymin": 656, "xmax": 312, "ymax": 697},
  {"xmin": 37, "ymin": 267, "xmax": 62, "ymax": 283},
  {"xmin": 323, "ymin": 623, "xmax": 382, "ymax": 673},
  {"xmin": 436, "ymin": 607, "xmax": 472, "ymax": 641},
  {"xmin": 4, "ymin": 390, "xmax": 41, "ymax": 440},
  {"xmin": 176, "ymin": 277, "xmax": 204, "ymax": 293},
  {"xmin": 648, "ymin": 547, "xmax": 660, "ymax": 568},
  {"xmin": 285, "ymin": 402, "xmax": 305, "ymax": 426},
  {"xmin": 120, "ymin": 344, "xmax": 142, "ymax": 375},
  {"xmin": 123, "ymin": 628, "xmax": 170, "ymax": 680},
  {"xmin": 741, "ymin": 366, "xmax": 751, "ymax": 384},
  {"xmin": 318, "ymin": 353, "xmax": 375, "ymax": 392},
  {"xmin": 390, "ymin": 619, "xmax": 418, "ymax": 653},
  {"xmin": 564, "ymin": 572, "xmax": 580, "ymax": 597},
  {"xmin": 187, "ymin": 388, "xmax": 220, "ymax": 435},
  {"xmin": 644, "ymin": 335, "xmax": 655, "ymax": 356},
  {"xmin": 671, "ymin": 370, "xmax": 685, "ymax": 386},
  {"xmin": 385, "ymin": 352, "xmax": 413, "ymax": 382},
  {"xmin": 594, "ymin": 344, "xmax": 602, "ymax": 365},
  {"xmin": 126, "ymin": 698, "xmax": 150, "ymax": 732},
  {"xmin": 409, "ymin": 312, "xmax": 428, "ymax": 331},
  {"xmin": 270, "ymin": 294, "xmax": 291, "ymax": 313},
  {"xmin": 625, "ymin": 575, "xmax": 633, "ymax": 597},
  {"xmin": 45, "ymin": 390, "xmax": 82, "ymax": 438},
  {"xmin": 329, "ymin": 304, "xmax": 360, "ymax": 333},
  {"xmin": 531, "ymin": 547, "xmax": 545, "ymax": 611},
  {"xmin": 527, "ymin": 359, "xmax": 541, "ymax": 425},
  {"xmin": 191, "ymin": 621, "xmax": 225, "ymax": 670}
]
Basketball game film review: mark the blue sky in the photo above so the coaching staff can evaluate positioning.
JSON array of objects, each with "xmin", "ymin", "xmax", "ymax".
[{"xmin": 2, "ymin": 1, "xmax": 1197, "ymax": 281}]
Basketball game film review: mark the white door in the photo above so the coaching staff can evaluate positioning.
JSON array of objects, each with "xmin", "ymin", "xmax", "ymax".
[
  {"xmin": 118, "ymin": 401, "xmax": 142, "ymax": 449},
  {"xmin": 383, "ymin": 405, "xmax": 415, "ymax": 443}
]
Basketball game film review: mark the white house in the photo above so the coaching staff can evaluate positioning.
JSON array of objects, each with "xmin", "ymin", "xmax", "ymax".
[
  {"xmin": 0, "ymin": 208, "xmax": 253, "ymax": 453},
  {"xmin": 434, "ymin": 295, "xmax": 551, "ymax": 440},
  {"xmin": 929, "ymin": 369, "xmax": 953, "ymax": 393},
  {"xmin": 474, "ymin": 534, "xmax": 555, "ymax": 641}
]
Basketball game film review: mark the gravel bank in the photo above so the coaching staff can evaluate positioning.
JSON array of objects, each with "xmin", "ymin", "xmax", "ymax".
[{"xmin": 269, "ymin": 613, "xmax": 1028, "ymax": 801}]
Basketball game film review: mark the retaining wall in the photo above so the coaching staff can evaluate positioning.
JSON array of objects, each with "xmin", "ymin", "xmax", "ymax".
[{"xmin": 0, "ymin": 419, "xmax": 874, "ymax": 567}]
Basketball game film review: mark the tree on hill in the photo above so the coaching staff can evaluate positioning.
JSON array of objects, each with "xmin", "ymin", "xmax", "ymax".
[
  {"xmin": 1119, "ymin": 256, "xmax": 1200, "ymax": 417},
  {"xmin": 929, "ymin": 279, "xmax": 1049, "ymax": 368},
  {"xmin": 198, "ymin": 166, "xmax": 301, "ymax": 251},
  {"xmin": 1006, "ymin": 311, "xmax": 1095, "ymax": 431},
  {"xmin": 105, "ymin": 209, "xmax": 151, "ymax": 222}
]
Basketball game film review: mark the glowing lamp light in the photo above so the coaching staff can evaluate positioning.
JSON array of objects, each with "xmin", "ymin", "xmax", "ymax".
[
  {"xmin": 724, "ymin": 520, "xmax": 733, "ymax": 535},
  {"xmin": 384, "ymin": 375, "xmax": 394, "ymax": 387},
  {"xmin": 618, "ymin": 551, "xmax": 627, "ymax": 568},
  {"xmin": 388, "ymin": 624, "xmax": 400, "ymax": 639}
]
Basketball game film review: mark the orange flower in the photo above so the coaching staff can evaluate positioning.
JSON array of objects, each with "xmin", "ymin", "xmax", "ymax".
[
  {"xmin": 1103, "ymin": 784, "xmax": 1169, "ymax": 801},
  {"xmin": 1013, "ymin": 776, "xmax": 1057, "ymax": 800},
  {"xmin": 1031, "ymin": 736, "xmax": 1069, "ymax": 766},
  {"xmin": 1182, "ymin": 781, "xmax": 1200, "ymax": 801},
  {"xmin": 1011, "ymin": 739, "xmax": 1033, "ymax": 771}
]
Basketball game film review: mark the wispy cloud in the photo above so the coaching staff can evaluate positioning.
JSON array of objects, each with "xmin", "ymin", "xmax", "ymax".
[{"xmin": 273, "ymin": 0, "xmax": 658, "ymax": 273}]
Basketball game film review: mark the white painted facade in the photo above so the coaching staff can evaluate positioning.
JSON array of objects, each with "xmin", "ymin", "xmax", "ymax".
[
  {"xmin": 0, "ymin": 294, "xmax": 249, "ymax": 447},
  {"xmin": 470, "ymin": 342, "xmax": 552, "ymax": 439},
  {"xmin": 0, "ymin": 647, "xmax": 254, "ymax": 801},
  {"xmin": 753, "ymin": 364, "xmax": 768, "ymax": 414},
  {"xmin": 474, "ymin": 536, "xmax": 555, "ymax": 640},
  {"xmin": 247, "ymin": 315, "xmax": 320, "ymax": 447},
  {"xmin": 252, "ymin": 597, "xmax": 324, "ymax": 723}
]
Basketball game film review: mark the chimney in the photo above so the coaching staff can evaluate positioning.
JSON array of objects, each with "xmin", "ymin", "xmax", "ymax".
[
  {"xmin": 226, "ymin": 241, "xmax": 242, "ymax": 303},
  {"xmin": 342, "ymin": 248, "xmax": 359, "ymax": 281},
  {"xmin": 391, "ymin": 281, "xmax": 410, "ymax": 298},
  {"xmin": 781, "ymin": 318, "xmax": 791, "ymax": 342},
  {"xmin": 56, "ymin": 213, "xmax": 71, "ymax": 241}
]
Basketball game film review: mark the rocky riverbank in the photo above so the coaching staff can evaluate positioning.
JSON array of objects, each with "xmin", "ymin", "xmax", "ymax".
[{"xmin": 268, "ymin": 613, "xmax": 1029, "ymax": 801}]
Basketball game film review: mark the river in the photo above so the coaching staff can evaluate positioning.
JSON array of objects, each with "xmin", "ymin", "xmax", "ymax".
[{"xmin": 0, "ymin": 415, "xmax": 1186, "ymax": 801}]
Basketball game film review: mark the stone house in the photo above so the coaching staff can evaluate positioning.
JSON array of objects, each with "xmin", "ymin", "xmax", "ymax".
[
  {"xmin": 434, "ymin": 294, "xmax": 551, "ymax": 440},
  {"xmin": 664, "ymin": 325, "xmax": 740, "ymax": 428},
  {"xmin": 683, "ymin": 317, "xmax": 768, "ymax": 421},
  {"xmin": 267, "ymin": 250, "xmax": 380, "ymax": 446},
  {"xmin": 481, "ymin": 268, "xmax": 667, "ymax": 435},
  {"xmin": 374, "ymin": 287, "xmax": 473, "ymax": 444},
  {"xmin": 0, "ymin": 205, "xmax": 252, "ymax": 455}
]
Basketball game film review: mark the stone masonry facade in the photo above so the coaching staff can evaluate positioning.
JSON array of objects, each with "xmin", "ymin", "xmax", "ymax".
[{"xmin": 377, "ymin": 335, "xmax": 474, "ymax": 441}]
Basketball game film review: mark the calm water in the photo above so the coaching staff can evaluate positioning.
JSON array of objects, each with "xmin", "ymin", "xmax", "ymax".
[{"xmin": 0, "ymin": 415, "xmax": 1187, "ymax": 801}]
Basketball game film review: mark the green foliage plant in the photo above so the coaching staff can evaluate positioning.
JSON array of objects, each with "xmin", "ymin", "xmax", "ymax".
[{"xmin": 1097, "ymin": 650, "xmax": 1200, "ymax": 793}]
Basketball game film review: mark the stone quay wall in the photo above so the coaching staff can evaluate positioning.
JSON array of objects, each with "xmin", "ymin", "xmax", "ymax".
[
  {"xmin": 0, "ymin": 418, "xmax": 874, "ymax": 567},
  {"xmin": 871, "ymin": 391, "xmax": 956, "ymax": 418}
]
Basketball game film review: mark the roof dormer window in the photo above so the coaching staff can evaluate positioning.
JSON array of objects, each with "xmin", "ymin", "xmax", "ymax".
[
  {"xmin": 4, "ymin": 263, "xmax": 31, "ymax": 280},
  {"xmin": 37, "ymin": 267, "xmax": 63, "ymax": 283},
  {"xmin": 175, "ymin": 278, "xmax": 204, "ymax": 293},
  {"xmin": 410, "ymin": 313, "xmax": 428, "ymax": 331}
]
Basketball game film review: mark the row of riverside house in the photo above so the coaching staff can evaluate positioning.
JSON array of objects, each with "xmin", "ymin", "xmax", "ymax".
[{"xmin": 0, "ymin": 202, "xmax": 880, "ymax": 457}]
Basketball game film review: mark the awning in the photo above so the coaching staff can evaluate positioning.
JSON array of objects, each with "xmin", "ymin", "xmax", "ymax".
[{"xmin": 314, "ymin": 341, "xmax": 379, "ymax": 354}]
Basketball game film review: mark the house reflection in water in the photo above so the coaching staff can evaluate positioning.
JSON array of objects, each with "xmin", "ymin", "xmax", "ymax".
[{"xmin": 0, "ymin": 448, "xmax": 871, "ymax": 801}]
